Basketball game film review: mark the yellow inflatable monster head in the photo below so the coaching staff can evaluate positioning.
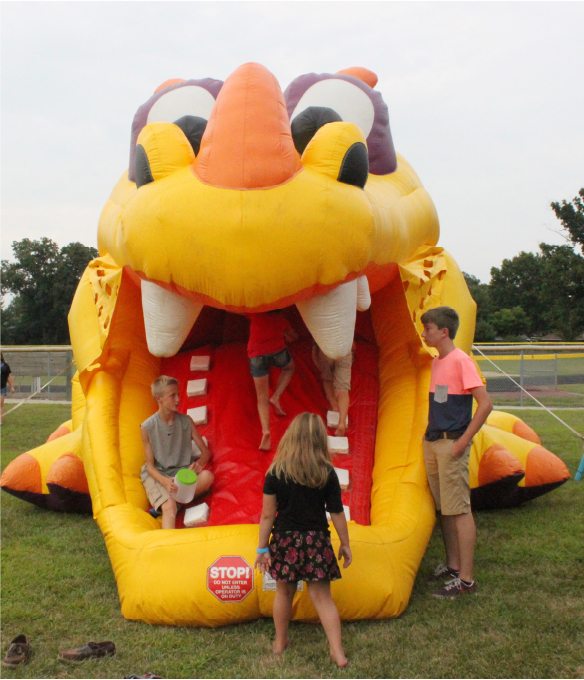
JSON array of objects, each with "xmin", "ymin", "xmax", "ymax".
[{"xmin": 98, "ymin": 62, "xmax": 441, "ymax": 359}]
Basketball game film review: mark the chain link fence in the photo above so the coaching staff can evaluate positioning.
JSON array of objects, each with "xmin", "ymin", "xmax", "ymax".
[
  {"xmin": 473, "ymin": 344, "xmax": 584, "ymax": 408},
  {"xmin": 1, "ymin": 347, "xmax": 75, "ymax": 402}
]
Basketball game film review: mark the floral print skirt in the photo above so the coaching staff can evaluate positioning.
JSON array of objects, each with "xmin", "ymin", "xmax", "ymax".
[{"xmin": 269, "ymin": 530, "xmax": 342, "ymax": 582}]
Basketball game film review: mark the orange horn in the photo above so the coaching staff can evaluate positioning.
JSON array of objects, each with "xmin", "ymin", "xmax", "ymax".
[{"xmin": 194, "ymin": 62, "xmax": 302, "ymax": 189}]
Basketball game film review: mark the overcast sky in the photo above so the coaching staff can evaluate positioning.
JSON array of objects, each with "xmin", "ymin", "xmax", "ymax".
[{"xmin": 2, "ymin": 1, "xmax": 583, "ymax": 282}]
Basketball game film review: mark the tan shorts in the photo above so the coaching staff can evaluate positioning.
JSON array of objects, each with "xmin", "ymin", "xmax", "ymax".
[
  {"xmin": 142, "ymin": 475, "xmax": 180, "ymax": 511},
  {"xmin": 314, "ymin": 351, "xmax": 353, "ymax": 391},
  {"xmin": 423, "ymin": 438, "xmax": 471, "ymax": 515}
]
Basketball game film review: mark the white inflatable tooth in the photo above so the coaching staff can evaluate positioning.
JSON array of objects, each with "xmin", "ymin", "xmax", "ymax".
[
  {"xmin": 296, "ymin": 279, "xmax": 357, "ymax": 360},
  {"xmin": 356, "ymin": 275, "xmax": 371, "ymax": 311},
  {"xmin": 141, "ymin": 280, "xmax": 203, "ymax": 357}
]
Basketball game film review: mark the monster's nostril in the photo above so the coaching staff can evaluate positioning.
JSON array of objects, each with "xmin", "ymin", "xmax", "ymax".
[
  {"xmin": 173, "ymin": 115, "xmax": 208, "ymax": 156},
  {"xmin": 337, "ymin": 142, "xmax": 369, "ymax": 189},
  {"xmin": 135, "ymin": 145, "xmax": 154, "ymax": 188}
]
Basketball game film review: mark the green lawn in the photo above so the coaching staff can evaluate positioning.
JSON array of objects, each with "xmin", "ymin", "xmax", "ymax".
[{"xmin": 1, "ymin": 406, "xmax": 583, "ymax": 679}]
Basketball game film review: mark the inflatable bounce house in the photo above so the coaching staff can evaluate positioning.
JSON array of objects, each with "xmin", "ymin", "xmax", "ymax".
[{"xmin": 2, "ymin": 64, "xmax": 570, "ymax": 626}]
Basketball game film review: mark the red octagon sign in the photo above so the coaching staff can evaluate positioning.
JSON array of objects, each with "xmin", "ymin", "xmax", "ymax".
[{"xmin": 207, "ymin": 555, "xmax": 254, "ymax": 602}]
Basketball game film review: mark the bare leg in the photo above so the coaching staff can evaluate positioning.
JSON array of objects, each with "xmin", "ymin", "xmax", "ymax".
[
  {"xmin": 160, "ymin": 498, "xmax": 178, "ymax": 530},
  {"xmin": 194, "ymin": 470, "xmax": 214, "ymax": 498},
  {"xmin": 273, "ymin": 582, "xmax": 296, "ymax": 654},
  {"xmin": 306, "ymin": 581, "xmax": 348, "ymax": 668},
  {"xmin": 253, "ymin": 375, "xmax": 271, "ymax": 450},
  {"xmin": 0, "ymin": 395, "xmax": 4, "ymax": 424},
  {"xmin": 453, "ymin": 512, "xmax": 476, "ymax": 582},
  {"xmin": 334, "ymin": 389, "xmax": 349, "ymax": 436},
  {"xmin": 439, "ymin": 513, "xmax": 460, "ymax": 572},
  {"xmin": 323, "ymin": 381, "xmax": 338, "ymax": 412},
  {"xmin": 270, "ymin": 359, "xmax": 295, "ymax": 417}
]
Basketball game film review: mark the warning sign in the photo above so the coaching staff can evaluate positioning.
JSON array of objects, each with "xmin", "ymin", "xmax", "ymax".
[{"xmin": 207, "ymin": 555, "xmax": 254, "ymax": 602}]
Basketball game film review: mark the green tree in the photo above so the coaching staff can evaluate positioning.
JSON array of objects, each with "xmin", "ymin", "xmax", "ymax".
[
  {"xmin": 463, "ymin": 272, "xmax": 495, "ymax": 341},
  {"xmin": 538, "ymin": 243, "xmax": 584, "ymax": 340},
  {"xmin": 551, "ymin": 188, "xmax": 584, "ymax": 253},
  {"xmin": 1, "ymin": 238, "xmax": 98, "ymax": 344},
  {"xmin": 491, "ymin": 306, "xmax": 530, "ymax": 340},
  {"xmin": 489, "ymin": 251, "xmax": 548, "ymax": 334}
]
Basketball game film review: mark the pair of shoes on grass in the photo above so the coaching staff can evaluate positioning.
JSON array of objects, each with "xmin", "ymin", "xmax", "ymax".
[
  {"xmin": 3, "ymin": 636, "xmax": 116, "ymax": 667},
  {"xmin": 124, "ymin": 674, "xmax": 164, "ymax": 678},
  {"xmin": 58, "ymin": 640, "xmax": 116, "ymax": 663}
]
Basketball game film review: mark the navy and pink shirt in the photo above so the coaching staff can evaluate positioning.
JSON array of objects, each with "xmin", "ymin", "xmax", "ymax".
[{"xmin": 425, "ymin": 348, "xmax": 483, "ymax": 441}]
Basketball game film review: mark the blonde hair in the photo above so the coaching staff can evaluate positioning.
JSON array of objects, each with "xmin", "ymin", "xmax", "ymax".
[
  {"xmin": 151, "ymin": 375, "xmax": 179, "ymax": 399},
  {"xmin": 268, "ymin": 413, "xmax": 333, "ymax": 488}
]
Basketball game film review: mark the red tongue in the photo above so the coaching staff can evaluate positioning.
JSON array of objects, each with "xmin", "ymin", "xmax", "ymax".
[{"xmin": 193, "ymin": 62, "xmax": 302, "ymax": 189}]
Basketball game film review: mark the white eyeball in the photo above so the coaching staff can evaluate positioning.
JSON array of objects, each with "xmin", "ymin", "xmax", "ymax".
[
  {"xmin": 147, "ymin": 86, "xmax": 216, "ymax": 125},
  {"xmin": 290, "ymin": 79, "xmax": 375, "ymax": 139}
]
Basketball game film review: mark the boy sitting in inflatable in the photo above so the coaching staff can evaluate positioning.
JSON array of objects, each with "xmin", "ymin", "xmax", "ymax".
[{"xmin": 140, "ymin": 376, "xmax": 214, "ymax": 529}]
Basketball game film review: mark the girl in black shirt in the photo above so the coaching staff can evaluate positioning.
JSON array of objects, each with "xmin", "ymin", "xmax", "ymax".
[
  {"xmin": 1, "ymin": 354, "xmax": 15, "ymax": 425},
  {"xmin": 255, "ymin": 412, "xmax": 352, "ymax": 668}
]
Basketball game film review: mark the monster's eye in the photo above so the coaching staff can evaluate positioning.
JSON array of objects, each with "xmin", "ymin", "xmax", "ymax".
[
  {"xmin": 173, "ymin": 115, "xmax": 207, "ymax": 156},
  {"xmin": 337, "ymin": 142, "xmax": 369, "ymax": 189},
  {"xmin": 291, "ymin": 106, "xmax": 342, "ymax": 155},
  {"xmin": 147, "ymin": 85, "xmax": 216, "ymax": 125},
  {"xmin": 289, "ymin": 79, "xmax": 376, "ymax": 139}
]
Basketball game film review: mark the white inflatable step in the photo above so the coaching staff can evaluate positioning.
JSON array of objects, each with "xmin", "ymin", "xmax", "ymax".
[
  {"xmin": 327, "ymin": 505, "xmax": 351, "ymax": 521},
  {"xmin": 187, "ymin": 405, "xmax": 208, "ymax": 426},
  {"xmin": 327, "ymin": 411, "xmax": 348, "ymax": 428},
  {"xmin": 187, "ymin": 378, "xmax": 208, "ymax": 397},
  {"xmin": 334, "ymin": 467, "xmax": 349, "ymax": 490},
  {"xmin": 190, "ymin": 355, "xmax": 211, "ymax": 371},
  {"xmin": 184, "ymin": 502, "xmax": 209, "ymax": 527},
  {"xmin": 328, "ymin": 436, "xmax": 349, "ymax": 454}
]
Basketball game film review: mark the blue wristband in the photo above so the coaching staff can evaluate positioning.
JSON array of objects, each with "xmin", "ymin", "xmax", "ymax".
[{"xmin": 256, "ymin": 547, "xmax": 269, "ymax": 554}]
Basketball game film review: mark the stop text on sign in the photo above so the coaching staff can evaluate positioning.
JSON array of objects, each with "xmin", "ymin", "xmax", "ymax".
[{"xmin": 207, "ymin": 555, "xmax": 254, "ymax": 603}]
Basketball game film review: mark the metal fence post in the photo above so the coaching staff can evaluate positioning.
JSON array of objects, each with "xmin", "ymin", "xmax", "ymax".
[
  {"xmin": 47, "ymin": 351, "xmax": 51, "ymax": 397},
  {"xmin": 554, "ymin": 353, "xmax": 558, "ymax": 392},
  {"xmin": 520, "ymin": 350, "xmax": 524, "ymax": 407},
  {"xmin": 66, "ymin": 350, "xmax": 73, "ymax": 401}
]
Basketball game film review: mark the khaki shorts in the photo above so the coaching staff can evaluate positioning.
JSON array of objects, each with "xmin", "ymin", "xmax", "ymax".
[
  {"xmin": 423, "ymin": 438, "xmax": 471, "ymax": 515},
  {"xmin": 142, "ymin": 475, "xmax": 181, "ymax": 511},
  {"xmin": 314, "ymin": 351, "xmax": 353, "ymax": 391}
]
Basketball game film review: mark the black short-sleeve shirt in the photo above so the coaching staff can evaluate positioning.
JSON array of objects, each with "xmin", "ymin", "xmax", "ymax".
[{"xmin": 263, "ymin": 468, "xmax": 344, "ymax": 533}]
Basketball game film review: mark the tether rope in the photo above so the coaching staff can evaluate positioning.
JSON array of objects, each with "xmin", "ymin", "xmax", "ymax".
[
  {"xmin": 3, "ymin": 360, "xmax": 75, "ymax": 417},
  {"xmin": 472, "ymin": 345, "xmax": 584, "ymax": 480}
]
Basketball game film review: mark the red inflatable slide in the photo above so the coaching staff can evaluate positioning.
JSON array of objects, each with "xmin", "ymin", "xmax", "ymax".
[{"xmin": 160, "ymin": 308, "xmax": 379, "ymax": 528}]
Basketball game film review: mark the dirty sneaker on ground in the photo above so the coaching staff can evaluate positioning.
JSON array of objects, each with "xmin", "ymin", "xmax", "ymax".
[
  {"xmin": 58, "ymin": 641, "xmax": 116, "ymax": 663},
  {"xmin": 425, "ymin": 563, "xmax": 459, "ymax": 583},
  {"xmin": 3, "ymin": 635, "xmax": 32, "ymax": 667},
  {"xmin": 432, "ymin": 577, "xmax": 477, "ymax": 599}
]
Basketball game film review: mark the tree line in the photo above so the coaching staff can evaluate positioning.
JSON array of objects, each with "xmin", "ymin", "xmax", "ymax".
[
  {"xmin": 1, "ymin": 190, "xmax": 583, "ymax": 345},
  {"xmin": 465, "ymin": 188, "xmax": 584, "ymax": 341}
]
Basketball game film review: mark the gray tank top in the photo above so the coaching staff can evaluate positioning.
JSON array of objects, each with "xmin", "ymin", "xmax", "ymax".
[{"xmin": 140, "ymin": 412, "xmax": 193, "ymax": 481}]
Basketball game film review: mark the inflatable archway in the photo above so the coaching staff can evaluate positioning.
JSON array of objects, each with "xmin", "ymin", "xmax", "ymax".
[{"xmin": 1, "ymin": 64, "xmax": 569, "ymax": 626}]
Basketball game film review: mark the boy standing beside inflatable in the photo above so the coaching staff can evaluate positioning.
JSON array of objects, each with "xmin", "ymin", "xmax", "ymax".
[{"xmin": 421, "ymin": 307, "xmax": 492, "ymax": 598}]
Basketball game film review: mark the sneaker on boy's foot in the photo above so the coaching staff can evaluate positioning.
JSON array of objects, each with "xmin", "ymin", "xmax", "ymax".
[
  {"xmin": 432, "ymin": 578, "xmax": 477, "ymax": 599},
  {"xmin": 425, "ymin": 563, "xmax": 459, "ymax": 583}
]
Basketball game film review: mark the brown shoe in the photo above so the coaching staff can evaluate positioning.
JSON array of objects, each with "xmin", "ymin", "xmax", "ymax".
[
  {"xmin": 3, "ymin": 635, "xmax": 32, "ymax": 668},
  {"xmin": 58, "ymin": 641, "xmax": 116, "ymax": 663}
]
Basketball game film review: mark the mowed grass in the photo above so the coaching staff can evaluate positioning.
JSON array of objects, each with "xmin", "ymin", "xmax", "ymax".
[{"xmin": 2, "ymin": 405, "xmax": 583, "ymax": 679}]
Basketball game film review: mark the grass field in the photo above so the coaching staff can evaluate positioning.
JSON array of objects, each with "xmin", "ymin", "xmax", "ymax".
[{"xmin": 1, "ymin": 405, "xmax": 583, "ymax": 679}]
